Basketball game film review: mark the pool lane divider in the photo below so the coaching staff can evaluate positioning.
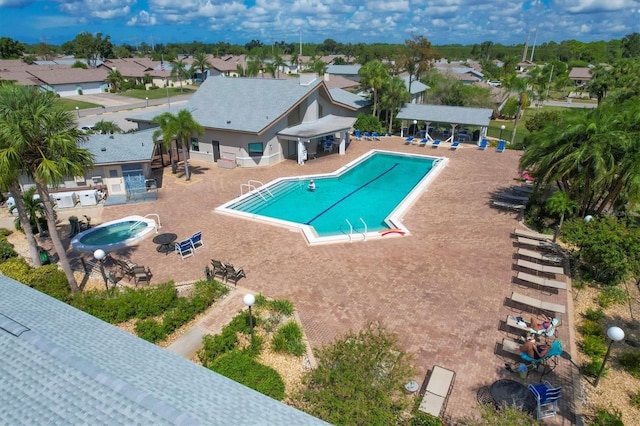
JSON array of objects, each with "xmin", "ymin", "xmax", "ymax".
[{"xmin": 305, "ymin": 163, "xmax": 399, "ymax": 225}]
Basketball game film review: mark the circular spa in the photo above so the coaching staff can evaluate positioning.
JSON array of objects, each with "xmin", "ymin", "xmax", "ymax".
[{"xmin": 71, "ymin": 215, "xmax": 157, "ymax": 253}]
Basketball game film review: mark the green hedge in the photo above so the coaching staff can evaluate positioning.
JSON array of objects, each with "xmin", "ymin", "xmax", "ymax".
[
  {"xmin": 211, "ymin": 350, "xmax": 285, "ymax": 401},
  {"xmin": 272, "ymin": 320, "xmax": 306, "ymax": 356},
  {"xmin": 0, "ymin": 257, "xmax": 71, "ymax": 301}
]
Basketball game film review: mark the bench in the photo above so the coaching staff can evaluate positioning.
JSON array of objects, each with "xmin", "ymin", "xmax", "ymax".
[
  {"xmin": 516, "ymin": 237, "xmax": 559, "ymax": 251},
  {"xmin": 510, "ymin": 292, "xmax": 566, "ymax": 315},
  {"xmin": 418, "ymin": 365, "xmax": 456, "ymax": 418}
]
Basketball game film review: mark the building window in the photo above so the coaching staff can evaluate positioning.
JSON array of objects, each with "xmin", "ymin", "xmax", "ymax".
[
  {"xmin": 248, "ymin": 142, "xmax": 264, "ymax": 157},
  {"xmin": 191, "ymin": 138, "xmax": 200, "ymax": 152}
]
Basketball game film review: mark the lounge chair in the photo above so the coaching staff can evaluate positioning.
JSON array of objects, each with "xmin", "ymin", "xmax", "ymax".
[
  {"xmin": 497, "ymin": 193, "xmax": 529, "ymax": 203},
  {"xmin": 372, "ymin": 132, "xmax": 381, "ymax": 140},
  {"xmin": 514, "ymin": 271, "xmax": 567, "ymax": 291},
  {"xmin": 354, "ymin": 130, "xmax": 362, "ymax": 141},
  {"xmin": 509, "ymin": 291, "xmax": 566, "ymax": 315},
  {"xmin": 450, "ymin": 141, "xmax": 460, "ymax": 150},
  {"xmin": 224, "ymin": 263, "xmax": 246, "ymax": 285},
  {"xmin": 364, "ymin": 132, "xmax": 372, "ymax": 141},
  {"xmin": 493, "ymin": 200, "xmax": 526, "ymax": 210},
  {"xmin": 404, "ymin": 136, "xmax": 414, "ymax": 144},
  {"xmin": 211, "ymin": 259, "xmax": 227, "ymax": 279},
  {"xmin": 516, "ymin": 237, "xmax": 560, "ymax": 251},
  {"xmin": 114, "ymin": 258, "xmax": 137, "ymax": 281},
  {"xmin": 175, "ymin": 239, "xmax": 194, "ymax": 259},
  {"xmin": 189, "ymin": 231, "xmax": 204, "ymax": 251},
  {"xmin": 496, "ymin": 140, "xmax": 506, "ymax": 153},
  {"xmin": 502, "ymin": 338, "xmax": 563, "ymax": 374},
  {"xmin": 307, "ymin": 147, "xmax": 317, "ymax": 160},
  {"xmin": 323, "ymin": 141, "xmax": 333, "ymax": 152},
  {"xmin": 516, "ymin": 259, "xmax": 565, "ymax": 276},
  {"xmin": 418, "ymin": 365, "xmax": 455, "ymax": 418},
  {"xmin": 517, "ymin": 248, "xmax": 563, "ymax": 264},
  {"xmin": 514, "ymin": 229, "xmax": 553, "ymax": 241},
  {"xmin": 506, "ymin": 315, "xmax": 561, "ymax": 338},
  {"xmin": 513, "ymin": 185, "xmax": 534, "ymax": 194},
  {"xmin": 132, "ymin": 266, "xmax": 152, "ymax": 286},
  {"xmin": 419, "ymin": 138, "xmax": 428, "ymax": 147},
  {"xmin": 529, "ymin": 381, "xmax": 562, "ymax": 420},
  {"xmin": 478, "ymin": 138, "xmax": 488, "ymax": 150},
  {"xmin": 431, "ymin": 139, "xmax": 441, "ymax": 148}
]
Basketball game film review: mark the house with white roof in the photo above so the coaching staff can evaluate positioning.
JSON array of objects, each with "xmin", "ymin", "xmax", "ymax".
[
  {"xmin": 128, "ymin": 74, "xmax": 367, "ymax": 167},
  {"xmin": 0, "ymin": 274, "xmax": 327, "ymax": 425}
]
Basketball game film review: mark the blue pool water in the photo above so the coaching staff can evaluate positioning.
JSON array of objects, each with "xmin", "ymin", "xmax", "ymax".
[
  {"xmin": 79, "ymin": 221, "xmax": 148, "ymax": 245},
  {"xmin": 225, "ymin": 151, "xmax": 440, "ymax": 238}
]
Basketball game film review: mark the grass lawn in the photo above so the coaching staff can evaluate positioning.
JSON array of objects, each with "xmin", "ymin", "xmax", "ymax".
[
  {"xmin": 123, "ymin": 87, "xmax": 195, "ymax": 100},
  {"xmin": 57, "ymin": 98, "xmax": 102, "ymax": 111}
]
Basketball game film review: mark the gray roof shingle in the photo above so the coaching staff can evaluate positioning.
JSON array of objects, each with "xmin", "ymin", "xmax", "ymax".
[
  {"xmin": 0, "ymin": 275, "xmax": 326, "ymax": 425},
  {"xmin": 82, "ymin": 129, "xmax": 156, "ymax": 165}
]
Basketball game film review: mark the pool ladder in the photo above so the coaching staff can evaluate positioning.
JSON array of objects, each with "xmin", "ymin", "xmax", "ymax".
[
  {"xmin": 240, "ymin": 180, "xmax": 274, "ymax": 201},
  {"xmin": 128, "ymin": 213, "xmax": 162, "ymax": 233},
  {"xmin": 345, "ymin": 218, "xmax": 368, "ymax": 242}
]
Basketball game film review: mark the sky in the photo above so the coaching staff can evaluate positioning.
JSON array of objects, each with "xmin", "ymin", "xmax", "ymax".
[{"xmin": 1, "ymin": 0, "xmax": 639, "ymax": 48}]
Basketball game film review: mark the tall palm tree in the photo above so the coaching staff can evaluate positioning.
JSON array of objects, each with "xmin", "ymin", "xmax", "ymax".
[
  {"xmin": 546, "ymin": 190, "xmax": 578, "ymax": 242},
  {"xmin": 358, "ymin": 60, "xmax": 390, "ymax": 118},
  {"xmin": 272, "ymin": 53, "xmax": 286, "ymax": 78},
  {"xmin": 9, "ymin": 186, "xmax": 46, "ymax": 236},
  {"xmin": 93, "ymin": 119, "xmax": 122, "ymax": 134},
  {"xmin": 192, "ymin": 51, "xmax": 212, "ymax": 81},
  {"xmin": 380, "ymin": 76, "xmax": 410, "ymax": 134},
  {"xmin": 170, "ymin": 59, "xmax": 189, "ymax": 92},
  {"xmin": 0, "ymin": 86, "xmax": 94, "ymax": 291},
  {"xmin": 152, "ymin": 109, "xmax": 203, "ymax": 181},
  {"xmin": 503, "ymin": 74, "xmax": 529, "ymax": 145},
  {"xmin": 106, "ymin": 68, "xmax": 124, "ymax": 92}
]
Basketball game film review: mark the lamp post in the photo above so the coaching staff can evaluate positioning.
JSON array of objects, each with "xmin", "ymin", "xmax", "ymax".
[
  {"xmin": 145, "ymin": 96, "xmax": 149, "ymax": 107},
  {"xmin": 594, "ymin": 326, "xmax": 625, "ymax": 387},
  {"xmin": 584, "ymin": 215, "xmax": 594, "ymax": 223},
  {"xmin": 413, "ymin": 120, "xmax": 418, "ymax": 136},
  {"xmin": 93, "ymin": 249, "xmax": 109, "ymax": 290},
  {"xmin": 75, "ymin": 106, "xmax": 80, "ymax": 118},
  {"xmin": 243, "ymin": 293, "xmax": 255, "ymax": 345},
  {"xmin": 500, "ymin": 124, "xmax": 506, "ymax": 141}
]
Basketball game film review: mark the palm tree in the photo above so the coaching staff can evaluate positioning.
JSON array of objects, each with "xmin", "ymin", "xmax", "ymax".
[
  {"xmin": 170, "ymin": 59, "xmax": 189, "ymax": 92},
  {"xmin": 93, "ymin": 120, "xmax": 122, "ymax": 134},
  {"xmin": 10, "ymin": 186, "xmax": 46, "ymax": 235},
  {"xmin": 192, "ymin": 51, "xmax": 212, "ymax": 81},
  {"xmin": 503, "ymin": 74, "xmax": 529, "ymax": 145},
  {"xmin": 0, "ymin": 86, "xmax": 94, "ymax": 291},
  {"xmin": 272, "ymin": 53, "xmax": 286, "ymax": 78},
  {"xmin": 152, "ymin": 109, "xmax": 203, "ymax": 181},
  {"xmin": 106, "ymin": 68, "xmax": 124, "ymax": 93},
  {"xmin": 358, "ymin": 60, "xmax": 390, "ymax": 118},
  {"xmin": 546, "ymin": 190, "xmax": 578, "ymax": 242},
  {"xmin": 380, "ymin": 76, "xmax": 410, "ymax": 134}
]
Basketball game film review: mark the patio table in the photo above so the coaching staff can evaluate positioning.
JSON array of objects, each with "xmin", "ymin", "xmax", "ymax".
[
  {"xmin": 490, "ymin": 379, "xmax": 536, "ymax": 414},
  {"xmin": 153, "ymin": 233, "xmax": 177, "ymax": 255}
]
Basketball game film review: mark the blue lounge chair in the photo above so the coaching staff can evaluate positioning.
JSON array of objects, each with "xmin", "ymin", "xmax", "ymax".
[
  {"xmin": 372, "ymin": 132, "xmax": 381, "ymax": 140},
  {"xmin": 478, "ymin": 138, "xmax": 488, "ymax": 150},
  {"xmin": 497, "ymin": 140, "xmax": 506, "ymax": 153},
  {"xmin": 189, "ymin": 231, "xmax": 204, "ymax": 251},
  {"xmin": 450, "ymin": 141, "xmax": 460, "ymax": 150},
  {"xmin": 404, "ymin": 136, "xmax": 414, "ymax": 144},
  {"xmin": 528, "ymin": 381, "xmax": 562, "ymax": 420},
  {"xmin": 354, "ymin": 130, "xmax": 362, "ymax": 141},
  {"xmin": 175, "ymin": 239, "xmax": 194, "ymax": 259},
  {"xmin": 364, "ymin": 132, "xmax": 372, "ymax": 140},
  {"xmin": 419, "ymin": 138, "xmax": 428, "ymax": 147},
  {"xmin": 431, "ymin": 139, "xmax": 441, "ymax": 148}
]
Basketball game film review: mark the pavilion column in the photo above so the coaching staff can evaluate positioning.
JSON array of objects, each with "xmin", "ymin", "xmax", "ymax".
[
  {"xmin": 425, "ymin": 121, "xmax": 432, "ymax": 141},
  {"xmin": 297, "ymin": 138, "xmax": 307, "ymax": 165},
  {"xmin": 339, "ymin": 132, "xmax": 346, "ymax": 155},
  {"xmin": 449, "ymin": 124, "xmax": 458, "ymax": 143}
]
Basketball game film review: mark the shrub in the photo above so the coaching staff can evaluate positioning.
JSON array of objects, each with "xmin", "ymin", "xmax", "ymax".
[
  {"xmin": 0, "ymin": 228, "xmax": 12, "ymax": 238},
  {"xmin": 268, "ymin": 299, "xmax": 294, "ymax": 316},
  {"xmin": 354, "ymin": 113, "xmax": 384, "ymax": 133},
  {"xmin": 590, "ymin": 407, "xmax": 624, "ymax": 426},
  {"xmin": 582, "ymin": 359, "xmax": 605, "ymax": 378},
  {"xmin": 618, "ymin": 351, "xmax": 640, "ymax": 378},
  {"xmin": 581, "ymin": 335, "xmax": 608, "ymax": 358},
  {"xmin": 411, "ymin": 412, "xmax": 444, "ymax": 426},
  {"xmin": 199, "ymin": 328, "xmax": 239, "ymax": 367},
  {"xmin": 272, "ymin": 320, "xmax": 306, "ymax": 356},
  {"xmin": 211, "ymin": 350, "xmax": 285, "ymax": 400},
  {"xmin": 0, "ymin": 256, "xmax": 32, "ymax": 283},
  {"xmin": 584, "ymin": 308, "xmax": 605, "ymax": 321},
  {"xmin": 579, "ymin": 320, "xmax": 604, "ymax": 337},
  {"xmin": 597, "ymin": 286, "xmax": 629, "ymax": 308},
  {"xmin": 135, "ymin": 318, "xmax": 165, "ymax": 343},
  {"xmin": 254, "ymin": 293, "xmax": 268, "ymax": 307},
  {"xmin": 26, "ymin": 264, "xmax": 72, "ymax": 301},
  {"xmin": 631, "ymin": 390, "xmax": 640, "ymax": 410},
  {"xmin": 0, "ymin": 239, "xmax": 17, "ymax": 261}
]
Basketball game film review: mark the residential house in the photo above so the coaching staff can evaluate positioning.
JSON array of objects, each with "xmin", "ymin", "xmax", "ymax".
[
  {"xmin": 568, "ymin": 67, "xmax": 592, "ymax": 87},
  {"xmin": 128, "ymin": 74, "xmax": 366, "ymax": 167},
  {"xmin": 0, "ymin": 274, "xmax": 327, "ymax": 425}
]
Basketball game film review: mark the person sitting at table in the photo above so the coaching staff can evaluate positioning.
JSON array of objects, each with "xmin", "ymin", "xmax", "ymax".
[
  {"xmin": 517, "ymin": 336, "xmax": 550, "ymax": 360},
  {"xmin": 308, "ymin": 179, "xmax": 316, "ymax": 192}
]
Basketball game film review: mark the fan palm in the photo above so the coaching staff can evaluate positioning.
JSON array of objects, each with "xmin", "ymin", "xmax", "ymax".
[
  {"xmin": 0, "ymin": 86, "xmax": 94, "ymax": 290},
  {"xmin": 93, "ymin": 119, "xmax": 122, "ymax": 134},
  {"xmin": 152, "ymin": 109, "xmax": 203, "ymax": 181},
  {"xmin": 9, "ymin": 186, "xmax": 46, "ymax": 236},
  {"xmin": 170, "ymin": 59, "xmax": 189, "ymax": 92},
  {"xmin": 192, "ymin": 51, "xmax": 212, "ymax": 81},
  {"xmin": 380, "ymin": 76, "xmax": 410, "ymax": 134}
]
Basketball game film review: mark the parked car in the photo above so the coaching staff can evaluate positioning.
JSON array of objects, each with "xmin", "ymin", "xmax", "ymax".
[{"xmin": 80, "ymin": 126, "xmax": 96, "ymax": 132}]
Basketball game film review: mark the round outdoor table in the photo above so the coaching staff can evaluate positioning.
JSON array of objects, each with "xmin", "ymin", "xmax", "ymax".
[
  {"xmin": 153, "ymin": 233, "xmax": 177, "ymax": 255},
  {"xmin": 490, "ymin": 379, "xmax": 536, "ymax": 414}
]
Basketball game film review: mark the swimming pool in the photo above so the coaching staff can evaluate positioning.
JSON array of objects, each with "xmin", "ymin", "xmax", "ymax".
[
  {"xmin": 216, "ymin": 150, "xmax": 448, "ymax": 244},
  {"xmin": 71, "ymin": 215, "xmax": 158, "ymax": 253}
]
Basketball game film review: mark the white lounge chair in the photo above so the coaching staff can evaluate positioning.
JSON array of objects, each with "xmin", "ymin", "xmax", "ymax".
[
  {"xmin": 517, "ymin": 259, "xmax": 565, "ymax": 276},
  {"xmin": 510, "ymin": 291, "xmax": 566, "ymax": 315},
  {"xmin": 498, "ymin": 193, "xmax": 530, "ymax": 203},
  {"xmin": 418, "ymin": 365, "xmax": 455, "ymax": 418},
  {"xmin": 506, "ymin": 315, "xmax": 561, "ymax": 337},
  {"xmin": 493, "ymin": 201, "xmax": 526, "ymax": 210},
  {"xmin": 517, "ymin": 248, "xmax": 564, "ymax": 264},
  {"xmin": 515, "ymin": 271, "xmax": 567, "ymax": 290},
  {"xmin": 516, "ymin": 237, "xmax": 559, "ymax": 251},
  {"xmin": 514, "ymin": 229, "xmax": 553, "ymax": 241}
]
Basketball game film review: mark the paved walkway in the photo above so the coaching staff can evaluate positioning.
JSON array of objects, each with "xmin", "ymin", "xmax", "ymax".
[{"xmin": 11, "ymin": 130, "xmax": 580, "ymax": 423}]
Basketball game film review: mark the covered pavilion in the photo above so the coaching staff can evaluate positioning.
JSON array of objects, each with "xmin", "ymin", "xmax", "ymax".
[{"xmin": 397, "ymin": 104, "xmax": 493, "ymax": 144}]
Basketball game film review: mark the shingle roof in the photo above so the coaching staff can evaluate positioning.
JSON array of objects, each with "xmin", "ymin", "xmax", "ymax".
[
  {"xmin": 0, "ymin": 275, "xmax": 326, "ymax": 425},
  {"xmin": 128, "ymin": 75, "xmax": 324, "ymax": 134},
  {"xmin": 397, "ymin": 104, "xmax": 493, "ymax": 127},
  {"xmin": 326, "ymin": 64, "xmax": 361, "ymax": 76},
  {"xmin": 328, "ymin": 88, "xmax": 370, "ymax": 109},
  {"xmin": 26, "ymin": 67, "xmax": 109, "ymax": 84},
  {"xmin": 82, "ymin": 129, "xmax": 156, "ymax": 165},
  {"xmin": 401, "ymin": 76, "xmax": 429, "ymax": 94},
  {"xmin": 568, "ymin": 67, "xmax": 592, "ymax": 80}
]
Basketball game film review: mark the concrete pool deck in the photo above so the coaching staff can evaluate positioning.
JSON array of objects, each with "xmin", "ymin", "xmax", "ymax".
[{"xmin": 47, "ymin": 137, "xmax": 578, "ymax": 424}]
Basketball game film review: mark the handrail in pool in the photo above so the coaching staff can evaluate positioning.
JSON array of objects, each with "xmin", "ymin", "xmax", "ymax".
[
  {"xmin": 128, "ymin": 213, "xmax": 161, "ymax": 233},
  {"xmin": 241, "ymin": 183, "xmax": 266, "ymax": 201},
  {"xmin": 248, "ymin": 180, "xmax": 274, "ymax": 198},
  {"xmin": 359, "ymin": 217, "xmax": 368, "ymax": 241}
]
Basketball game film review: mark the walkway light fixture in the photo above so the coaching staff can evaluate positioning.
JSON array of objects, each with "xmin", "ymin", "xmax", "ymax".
[
  {"xmin": 145, "ymin": 96, "xmax": 149, "ymax": 107},
  {"xmin": 243, "ymin": 293, "xmax": 256, "ymax": 345},
  {"xmin": 93, "ymin": 249, "xmax": 109, "ymax": 290},
  {"xmin": 500, "ymin": 124, "xmax": 506, "ymax": 141},
  {"xmin": 76, "ymin": 106, "xmax": 80, "ymax": 117},
  {"xmin": 595, "ymin": 326, "xmax": 625, "ymax": 387},
  {"xmin": 413, "ymin": 120, "xmax": 418, "ymax": 136}
]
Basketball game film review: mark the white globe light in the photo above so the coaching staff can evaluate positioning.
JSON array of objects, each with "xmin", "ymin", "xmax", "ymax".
[
  {"xmin": 584, "ymin": 215, "xmax": 594, "ymax": 223},
  {"xmin": 607, "ymin": 326, "xmax": 625, "ymax": 342},
  {"xmin": 94, "ymin": 249, "xmax": 106, "ymax": 261},
  {"xmin": 243, "ymin": 293, "xmax": 255, "ymax": 307},
  {"xmin": 501, "ymin": 125, "xmax": 506, "ymax": 130}
]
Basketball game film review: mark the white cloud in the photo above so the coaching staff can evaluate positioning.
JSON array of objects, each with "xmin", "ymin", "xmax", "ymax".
[{"xmin": 127, "ymin": 10, "xmax": 157, "ymax": 26}]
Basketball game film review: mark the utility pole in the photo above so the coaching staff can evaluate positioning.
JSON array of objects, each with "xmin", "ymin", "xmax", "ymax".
[{"xmin": 530, "ymin": 25, "xmax": 539, "ymax": 62}]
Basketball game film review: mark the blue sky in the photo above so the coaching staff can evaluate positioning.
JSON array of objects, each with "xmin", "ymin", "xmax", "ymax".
[{"xmin": 1, "ymin": 0, "xmax": 638, "ymax": 48}]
